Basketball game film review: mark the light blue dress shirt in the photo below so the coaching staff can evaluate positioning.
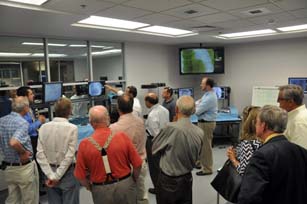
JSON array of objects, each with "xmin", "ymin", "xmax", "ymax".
[{"xmin": 195, "ymin": 90, "xmax": 218, "ymax": 121}]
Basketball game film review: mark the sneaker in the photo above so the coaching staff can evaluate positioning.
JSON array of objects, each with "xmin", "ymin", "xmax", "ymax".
[{"xmin": 196, "ymin": 171, "xmax": 212, "ymax": 176}]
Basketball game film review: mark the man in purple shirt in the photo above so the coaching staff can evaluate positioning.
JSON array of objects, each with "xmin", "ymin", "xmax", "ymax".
[{"xmin": 110, "ymin": 94, "xmax": 148, "ymax": 204}]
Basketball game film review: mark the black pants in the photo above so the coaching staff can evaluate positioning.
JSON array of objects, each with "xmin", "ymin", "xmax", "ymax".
[
  {"xmin": 146, "ymin": 136, "xmax": 160, "ymax": 188},
  {"xmin": 156, "ymin": 172, "xmax": 193, "ymax": 204}
]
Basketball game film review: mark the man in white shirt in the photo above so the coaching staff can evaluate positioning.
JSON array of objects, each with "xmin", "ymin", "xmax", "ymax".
[
  {"xmin": 144, "ymin": 92, "xmax": 169, "ymax": 194},
  {"xmin": 36, "ymin": 98, "xmax": 79, "ymax": 204},
  {"xmin": 278, "ymin": 85, "xmax": 307, "ymax": 149},
  {"xmin": 105, "ymin": 84, "xmax": 142, "ymax": 117}
]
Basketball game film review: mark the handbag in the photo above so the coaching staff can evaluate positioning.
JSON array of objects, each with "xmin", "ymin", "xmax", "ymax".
[{"xmin": 210, "ymin": 159, "xmax": 242, "ymax": 203}]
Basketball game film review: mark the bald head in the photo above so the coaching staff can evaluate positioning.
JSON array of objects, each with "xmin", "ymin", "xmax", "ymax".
[
  {"xmin": 89, "ymin": 105, "xmax": 110, "ymax": 128},
  {"xmin": 176, "ymin": 96, "xmax": 195, "ymax": 117},
  {"xmin": 12, "ymin": 96, "xmax": 29, "ymax": 115}
]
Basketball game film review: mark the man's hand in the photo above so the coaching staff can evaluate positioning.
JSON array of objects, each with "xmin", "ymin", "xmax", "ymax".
[
  {"xmin": 19, "ymin": 150, "xmax": 32, "ymax": 163},
  {"xmin": 38, "ymin": 115, "xmax": 46, "ymax": 124},
  {"xmin": 45, "ymin": 179, "xmax": 59, "ymax": 188}
]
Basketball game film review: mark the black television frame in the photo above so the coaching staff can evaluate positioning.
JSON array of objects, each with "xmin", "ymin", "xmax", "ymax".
[
  {"xmin": 178, "ymin": 87, "xmax": 194, "ymax": 98},
  {"xmin": 42, "ymin": 81, "xmax": 63, "ymax": 104},
  {"xmin": 288, "ymin": 77, "xmax": 307, "ymax": 94},
  {"xmin": 179, "ymin": 47, "xmax": 225, "ymax": 75},
  {"xmin": 88, "ymin": 80, "xmax": 105, "ymax": 97}
]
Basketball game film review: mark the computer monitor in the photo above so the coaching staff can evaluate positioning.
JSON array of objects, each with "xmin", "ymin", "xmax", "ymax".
[
  {"xmin": 178, "ymin": 88, "xmax": 194, "ymax": 98},
  {"xmin": 213, "ymin": 86, "xmax": 225, "ymax": 99},
  {"xmin": 88, "ymin": 81, "xmax": 105, "ymax": 97},
  {"xmin": 288, "ymin": 77, "xmax": 307, "ymax": 93},
  {"xmin": 43, "ymin": 82, "xmax": 62, "ymax": 103},
  {"xmin": 76, "ymin": 84, "xmax": 88, "ymax": 96}
]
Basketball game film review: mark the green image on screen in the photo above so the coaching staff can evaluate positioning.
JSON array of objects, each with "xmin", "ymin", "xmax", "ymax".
[{"xmin": 181, "ymin": 49, "xmax": 215, "ymax": 73}]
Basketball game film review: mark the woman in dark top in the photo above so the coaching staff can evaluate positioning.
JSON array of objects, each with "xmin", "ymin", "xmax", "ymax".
[{"xmin": 227, "ymin": 106, "xmax": 262, "ymax": 175}]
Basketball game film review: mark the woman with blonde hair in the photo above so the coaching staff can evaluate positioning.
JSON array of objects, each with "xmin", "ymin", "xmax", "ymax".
[{"xmin": 227, "ymin": 106, "xmax": 262, "ymax": 175}]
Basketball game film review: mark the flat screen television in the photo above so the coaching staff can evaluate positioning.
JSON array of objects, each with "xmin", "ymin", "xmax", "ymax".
[
  {"xmin": 288, "ymin": 77, "xmax": 307, "ymax": 93},
  {"xmin": 213, "ymin": 86, "xmax": 225, "ymax": 99},
  {"xmin": 88, "ymin": 81, "xmax": 105, "ymax": 97},
  {"xmin": 178, "ymin": 88, "xmax": 194, "ymax": 98},
  {"xmin": 179, "ymin": 47, "xmax": 224, "ymax": 74},
  {"xmin": 43, "ymin": 82, "xmax": 62, "ymax": 103}
]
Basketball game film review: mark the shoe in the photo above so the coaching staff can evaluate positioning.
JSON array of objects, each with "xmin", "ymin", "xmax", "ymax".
[
  {"xmin": 148, "ymin": 188, "xmax": 157, "ymax": 194},
  {"xmin": 194, "ymin": 165, "xmax": 202, "ymax": 169},
  {"xmin": 196, "ymin": 171, "xmax": 212, "ymax": 176}
]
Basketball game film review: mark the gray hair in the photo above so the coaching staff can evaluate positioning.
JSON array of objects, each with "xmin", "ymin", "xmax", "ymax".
[
  {"xmin": 176, "ymin": 95, "xmax": 195, "ymax": 116},
  {"xmin": 258, "ymin": 105, "xmax": 288, "ymax": 133},
  {"xmin": 279, "ymin": 85, "xmax": 304, "ymax": 105},
  {"xmin": 89, "ymin": 105, "xmax": 110, "ymax": 126},
  {"xmin": 12, "ymin": 96, "xmax": 29, "ymax": 113}
]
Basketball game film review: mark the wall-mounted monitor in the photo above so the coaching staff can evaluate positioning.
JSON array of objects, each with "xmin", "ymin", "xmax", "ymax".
[
  {"xmin": 179, "ymin": 47, "xmax": 224, "ymax": 74},
  {"xmin": 178, "ymin": 88, "xmax": 194, "ymax": 98},
  {"xmin": 288, "ymin": 77, "xmax": 307, "ymax": 93},
  {"xmin": 43, "ymin": 82, "xmax": 62, "ymax": 103},
  {"xmin": 213, "ymin": 86, "xmax": 225, "ymax": 99},
  {"xmin": 88, "ymin": 81, "xmax": 105, "ymax": 97}
]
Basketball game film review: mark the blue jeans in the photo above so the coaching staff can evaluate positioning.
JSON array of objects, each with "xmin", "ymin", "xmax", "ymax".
[{"xmin": 47, "ymin": 166, "xmax": 80, "ymax": 204}]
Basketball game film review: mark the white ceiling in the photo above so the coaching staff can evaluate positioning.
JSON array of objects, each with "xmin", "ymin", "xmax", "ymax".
[{"xmin": 0, "ymin": 0, "xmax": 307, "ymax": 45}]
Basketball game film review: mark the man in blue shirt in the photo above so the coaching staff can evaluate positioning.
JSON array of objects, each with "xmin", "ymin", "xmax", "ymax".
[
  {"xmin": 195, "ymin": 77, "xmax": 217, "ymax": 176},
  {"xmin": 0, "ymin": 96, "xmax": 39, "ymax": 203}
]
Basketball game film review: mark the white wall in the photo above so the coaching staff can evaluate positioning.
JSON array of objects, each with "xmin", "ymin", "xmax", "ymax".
[
  {"xmin": 214, "ymin": 37, "xmax": 307, "ymax": 112},
  {"xmin": 92, "ymin": 55, "xmax": 123, "ymax": 81},
  {"xmin": 74, "ymin": 58, "xmax": 88, "ymax": 81}
]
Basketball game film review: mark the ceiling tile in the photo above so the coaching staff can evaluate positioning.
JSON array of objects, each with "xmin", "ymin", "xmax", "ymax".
[
  {"xmin": 43, "ymin": 0, "xmax": 115, "ymax": 15},
  {"xmin": 102, "ymin": 0, "xmax": 130, "ymax": 3},
  {"xmin": 192, "ymin": 13, "xmax": 238, "ymax": 24},
  {"xmin": 134, "ymin": 13, "xmax": 180, "ymax": 25},
  {"xmin": 166, "ymin": 19, "xmax": 206, "ymax": 30},
  {"xmin": 94, "ymin": 5, "xmax": 152, "ymax": 19},
  {"xmin": 271, "ymin": 0, "xmax": 307, "ymax": 11},
  {"xmin": 199, "ymin": 0, "xmax": 268, "ymax": 11},
  {"xmin": 248, "ymin": 12, "xmax": 296, "ymax": 25},
  {"xmin": 122, "ymin": 0, "xmax": 192, "ymax": 12},
  {"xmin": 229, "ymin": 3, "xmax": 283, "ymax": 18},
  {"xmin": 162, "ymin": 3, "xmax": 218, "ymax": 19},
  {"xmin": 214, "ymin": 19, "xmax": 256, "ymax": 29},
  {"xmin": 290, "ymin": 9, "xmax": 307, "ymax": 18}
]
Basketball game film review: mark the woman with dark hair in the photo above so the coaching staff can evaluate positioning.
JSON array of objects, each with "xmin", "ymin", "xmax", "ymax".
[{"xmin": 227, "ymin": 106, "xmax": 262, "ymax": 175}]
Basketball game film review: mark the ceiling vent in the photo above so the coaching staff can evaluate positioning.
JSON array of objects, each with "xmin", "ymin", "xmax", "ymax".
[
  {"xmin": 241, "ymin": 8, "xmax": 271, "ymax": 16},
  {"xmin": 184, "ymin": 10, "xmax": 198, "ymax": 14}
]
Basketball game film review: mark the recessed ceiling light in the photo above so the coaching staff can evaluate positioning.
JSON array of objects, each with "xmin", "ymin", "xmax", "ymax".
[
  {"xmin": 277, "ymin": 24, "xmax": 307, "ymax": 32},
  {"xmin": 48, "ymin": 43, "xmax": 67, "ymax": 47},
  {"xmin": 7, "ymin": 0, "xmax": 48, "ymax": 5},
  {"xmin": 22, "ymin": 42, "xmax": 43, "ymax": 46},
  {"xmin": 138, "ymin": 25, "xmax": 194, "ymax": 36},
  {"xmin": 32, "ymin": 53, "xmax": 67, "ymax": 57},
  {"xmin": 91, "ymin": 45, "xmax": 105, "ymax": 48},
  {"xmin": 218, "ymin": 29, "xmax": 276, "ymax": 39},
  {"xmin": 78, "ymin": 16, "xmax": 149, "ymax": 30},
  {"xmin": 22, "ymin": 42, "xmax": 67, "ymax": 47},
  {"xmin": 0, "ymin": 52, "xmax": 31, "ymax": 57},
  {"xmin": 69, "ymin": 44, "xmax": 87, "ymax": 47},
  {"xmin": 92, "ymin": 49, "xmax": 122, "ymax": 56}
]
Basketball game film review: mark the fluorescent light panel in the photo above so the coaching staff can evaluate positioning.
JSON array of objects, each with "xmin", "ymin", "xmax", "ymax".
[
  {"xmin": 7, "ymin": 0, "xmax": 47, "ymax": 5},
  {"xmin": 0, "ymin": 52, "xmax": 31, "ymax": 57},
  {"xmin": 277, "ymin": 24, "xmax": 307, "ymax": 32},
  {"xmin": 69, "ymin": 44, "xmax": 87, "ymax": 47},
  {"xmin": 78, "ymin": 16, "xmax": 149, "ymax": 30},
  {"xmin": 32, "ymin": 53, "xmax": 67, "ymax": 57},
  {"xmin": 219, "ymin": 29, "xmax": 276, "ymax": 38},
  {"xmin": 22, "ymin": 42, "xmax": 67, "ymax": 47},
  {"xmin": 138, "ymin": 25, "xmax": 193, "ymax": 36},
  {"xmin": 92, "ymin": 49, "xmax": 121, "ymax": 56}
]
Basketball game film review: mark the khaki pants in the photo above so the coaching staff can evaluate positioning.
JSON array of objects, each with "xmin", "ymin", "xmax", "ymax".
[
  {"xmin": 91, "ymin": 176, "xmax": 137, "ymax": 204},
  {"xmin": 4, "ymin": 161, "xmax": 39, "ymax": 204},
  {"xmin": 198, "ymin": 122, "xmax": 216, "ymax": 173},
  {"xmin": 136, "ymin": 160, "xmax": 148, "ymax": 204}
]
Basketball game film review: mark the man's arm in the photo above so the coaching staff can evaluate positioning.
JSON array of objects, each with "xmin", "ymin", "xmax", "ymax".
[
  {"xmin": 9, "ymin": 138, "xmax": 31, "ymax": 163},
  {"xmin": 152, "ymin": 127, "xmax": 169, "ymax": 155},
  {"xmin": 132, "ymin": 165, "xmax": 141, "ymax": 182}
]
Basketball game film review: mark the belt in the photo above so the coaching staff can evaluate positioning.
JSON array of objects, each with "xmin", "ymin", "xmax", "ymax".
[
  {"xmin": 3, "ymin": 160, "xmax": 32, "ymax": 166},
  {"xmin": 198, "ymin": 119, "xmax": 215, "ymax": 123},
  {"xmin": 92, "ymin": 173, "xmax": 131, "ymax": 186},
  {"xmin": 50, "ymin": 163, "xmax": 75, "ymax": 168},
  {"xmin": 161, "ymin": 170, "xmax": 191, "ymax": 178}
]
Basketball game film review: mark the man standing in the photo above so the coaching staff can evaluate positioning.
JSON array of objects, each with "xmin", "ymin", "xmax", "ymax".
[
  {"xmin": 195, "ymin": 77, "xmax": 218, "ymax": 176},
  {"xmin": 278, "ymin": 85, "xmax": 307, "ymax": 149},
  {"xmin": 162, "ymin": 87, "xmax": 176, "ymax": 122},
  {"xmin": 238, "ymin": 105, "xmax": 307, "ymax": 204},
  {"xmin": 36, "ymin": 98, "xmax": 79, "ymax": 204},
  {"xmin": 0, "ymin": 96, "xmax": 39, "ymax": 204},
  {"xmin": 153, "ymin": 96, "xmax": 203, "ymax": 204},
  {"xmin": 110, "ymin": 94, "xmax": 148, "ymax": 204},
  {"xmin": 16, "ymin": 86, "xmax": 46, "ymax": 156},
  {"xmin": 105, "ymin": 84, "xmax": 142, "ymax": 117},
  {"xmin": 144, "ymin": 92, "xmax": 169, "ymax": 194},
  {"xmin": 74, "ymin": 105, "xmax": 142, "ymax": 204}
]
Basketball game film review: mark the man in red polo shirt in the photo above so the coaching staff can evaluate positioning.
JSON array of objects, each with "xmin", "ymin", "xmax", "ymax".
[{"xmin": 74, "ymin": 105, "xmax": 142, "ymax": 204}]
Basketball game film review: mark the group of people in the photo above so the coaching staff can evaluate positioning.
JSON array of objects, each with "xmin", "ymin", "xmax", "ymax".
[{"xmin": 1, "ymin": 77, "xmax": 307, "ymax": 204}]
